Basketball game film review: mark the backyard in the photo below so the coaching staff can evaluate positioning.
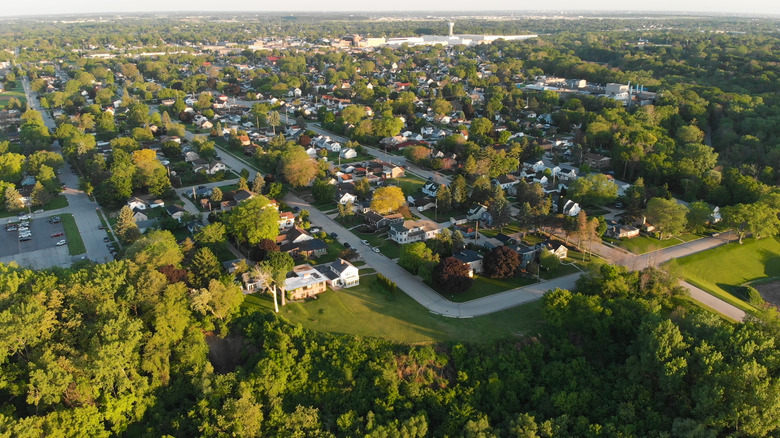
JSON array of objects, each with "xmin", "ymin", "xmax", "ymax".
[
  {"xmin": 664, "ymin": 236, "xmax": 780, "ymax": 313},
  {"xmin": 0, "ymin": 83, "xmax": 27, "ymax": 108},
  {"xmin": 241, "ymin": 277, "xmax": 545, "ymax": 344}
]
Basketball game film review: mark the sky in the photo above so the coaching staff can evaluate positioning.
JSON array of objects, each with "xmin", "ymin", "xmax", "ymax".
[{"xmin": 1, "ymin": 0, "xmax": 779, "ymax": 17}]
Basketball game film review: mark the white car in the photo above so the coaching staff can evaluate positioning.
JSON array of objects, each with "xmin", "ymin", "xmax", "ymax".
[
  {"xmin": 361, "ymin": 240, "xmax": 370, "ymax": 246},
  {"xmin": 372, "ymin": 247, "xmax": 381, "ymax": 253},
  {"xmin": 56, "ymin": 239, "xmax": 66, "ymax": 246},
  {"xmin": 19, "ymin": 215, "xmax": 30, "ymax": 220}
]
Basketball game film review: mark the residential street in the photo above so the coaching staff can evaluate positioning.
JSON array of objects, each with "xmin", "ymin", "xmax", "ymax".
[
  {"xmin": 21, "ymin": 77, "xmax": 114, "ymax": 264},
  {"xmin": 188, "ymin": 126, "xmax": 749, "ymax": 321}
]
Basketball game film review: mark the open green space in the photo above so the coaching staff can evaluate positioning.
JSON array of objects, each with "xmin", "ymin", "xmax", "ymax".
[
  {"xmin": 664, "ymin": 237, "xmax": 780, "ymax": 313},
  {"xmin": 606, "ymin": 233, "xmax": 702, "ymax": 254},
  {"xmin": 0, "ymin": 83, "xmax": 27, "ymax": 107},
  {"xmin": 479, "ymin": 221, "xmax": 524, "ymax": 238},
  {"xmin": 43, "ymin": 195, "xmax": 69, "ymax": 211},
  {"xmin": 393, "ymin": 175, "xmax": 428, "ymax": 197},
  {"xmin": 241, "ymin": 279, "xmax": 545, "ymax": 343},
  {"xmin": 60, "ymin": 213, "xmax": 86, "ymax": 255},
  {"xmin": 436, "ymin": 274, "xmax": 538, "ymax": 303}
]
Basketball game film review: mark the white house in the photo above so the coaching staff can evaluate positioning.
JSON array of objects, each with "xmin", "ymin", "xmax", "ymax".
[
  {"xmin": 388, "ymin": 219, "xmax": 440, "ymax": 244},
  {"xmin": 421, "ymin": 182, "xmax": 440, "ymax": 197},
  {"xmin": 127, "ymin": 197, "xmax": 147, "ymax": 211},
  {"xmin": 315, "ymin": 258, "xmax": 360, "ymax": 288},
  {"xmin": 453, "ymin": 250, "xmax": 483, "ymax": 277},
  {"xmin": 340, "ymin": 148, "xmax": 357, "ymax": 159},
  {"xmin": 337, "ymin": 191, "xmax": 358, "ymax": 205},
  {"xmin": 563, "ymin": 200, "xmax": 581, "ymax": 217}
]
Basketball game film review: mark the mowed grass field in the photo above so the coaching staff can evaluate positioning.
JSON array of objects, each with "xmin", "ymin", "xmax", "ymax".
[
  {"xmin": 60, "ymin": 213, "xmax": 86, "ymax": 255},
  {"xmin": 0, "ymin": 84, "xmax": 27, "ymax": 108},
  {"xmin": 242, "ymin": 276, "xmax": 545, "ymax": 344},
  {"xmin": 664, "ymin": 237, "xmax": 780, "ymax": 312}
]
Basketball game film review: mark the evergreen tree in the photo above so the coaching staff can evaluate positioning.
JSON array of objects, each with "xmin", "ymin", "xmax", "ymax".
[
  {"xmin": 188, "ymin": 247, "xmax": 222, "ymax": 289},
  {"xmin": 252, "ymin": 173, "xmax": 265, "ymax": 194},
  {"xmin": 116, "ymin": 205, "xmax": 141, "ymax": 244}
]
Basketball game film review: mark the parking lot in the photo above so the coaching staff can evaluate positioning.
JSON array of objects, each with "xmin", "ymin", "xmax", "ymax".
[{"xmin": 1, "ymin": 216, "xmax": 67, "ymax": 258}]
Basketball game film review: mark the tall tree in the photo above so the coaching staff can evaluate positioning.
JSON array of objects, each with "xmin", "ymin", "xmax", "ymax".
[
  {"xmin": 645, "ymin": 198, "xmax": 689, "ymax": 240},
  {"xmin": 433, "ymin": 257, "xmax": 473, "ymax": 295},
  {"xmin": 370, "ymin": 186, "xmax": 405, "ymax": 215},
  {"xmin": 188, "ymin": 247, "xmax": 222, "ymax": 289},
  {"xmin": 116, "ymin": 205, "xmax": 141, "ymax": 244}
]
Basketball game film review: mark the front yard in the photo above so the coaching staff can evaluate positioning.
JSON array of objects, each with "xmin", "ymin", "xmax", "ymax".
[{"xmin": 241, "ymin": 278, "xmax": 545, "ymax": 344}]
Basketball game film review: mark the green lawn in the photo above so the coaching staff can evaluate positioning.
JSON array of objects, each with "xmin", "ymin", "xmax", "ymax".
[
  {"xmin": 664, "ymin": 237, "xmax": 780, "ymax": 313},
  {"xmin": 428, "ymin": 274, "xmax": 537, "ymax": 303},
  {"xmin": 479, "ymin": 221, "xmax": 524, "ymax": 238},
  {"xmin": 241, "ymin": 279, "xmax": 545, "ymax": 344},
  {"xmin": 609, "ymin": 233, "xmax": 702, "ymax": 254},
  {"xmin": 44, "ymin": 195, "xmax": 69, "ymax": 211},
  {"xmin": 353, "ymin": 229, "xmax": 401, "ymax": 258},
  {"xmin": 0, "ymin": 84, "xmax": 27, "ymax": 108},
  {"xmin": 393, "ymin": 175, "xmax": 428, "ymax": 197},
  {"xmin": 60, "ymin": 213, "xmax": 86, "ymax": 255}
]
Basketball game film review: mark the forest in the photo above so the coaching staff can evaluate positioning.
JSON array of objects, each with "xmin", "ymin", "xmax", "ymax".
[{"xmin": 1, "ymin": 247, "xmax": 779, "ymax": 436}]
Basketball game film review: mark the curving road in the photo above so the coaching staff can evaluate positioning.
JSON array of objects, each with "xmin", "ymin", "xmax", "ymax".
[{"xmin": 188, "ymin": 114, "xmax": 748, "ymax": 321}]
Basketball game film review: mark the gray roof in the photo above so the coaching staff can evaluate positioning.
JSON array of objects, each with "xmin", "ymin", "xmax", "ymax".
[{"xmin": 453, "ymin": 250, "xmax": 482, "ymax": 263}]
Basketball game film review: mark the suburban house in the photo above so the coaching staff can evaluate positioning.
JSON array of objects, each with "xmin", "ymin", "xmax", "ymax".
[
  {"xmin": 492, "ymin": 174, "xmax": 519, "ymax": 190},
  {"xmin": 136, "ymin": 219, "xmax": 157, "ymax": 233},
  {"xmin": 467, "ymin": 204, "xmax": 494, "ymax": 227},
  {"xmin": 192, "ymin": 160, "xmax": 227, "ymax": 175},
  {"xmin": 340, "ymin": 148, "xmax": 357, "ymax": 159},
  {"xmin": 184, "ymin": 151, "xmax": 200, "ymax": 162},
  {"xmin": 563, "ymin": 200, "xmax": 581, "ymax": 217},
  {"xmin": 388, "ymin": 219, "xmax": 441, "ymax": 244},
  {"xmin": 583, "ymin": 153, "xmax": 612, "ymax": 170},
  {"xmin": 513, "ymin": 243, "xmax": 539, "ymax": 268},
  {"xmin": 222, "ymin": 259, "xmax": 247, "ymax": 274},
  {"xmin": 364, "ymin": 211, "xmax": 404, "ymax": 229},
  {"xmin": 422, "ymin": 181, "xmax": 441, "ymax": 197},
  {"xmin": 149, "ymin": 199, "xmax": 165, "ymax": 209},
  {"xmin": 557, "ymin": 165, "xmax": 578, "ymax": 181},
  {"xmin": 538, "ymin": 240, "xmax": 568, "ymax": 259},
  {"xmin": 314, "ymin": 258, "xmax": 360, "ymax": 288},
  {"xmin": 285, "ymin": 264, "xmax": 328, "ymax": 300},
  {"xmin": 278, "ymin": 227, "xmax": 328, "ymax": 258},
  {"xmin": 132, "ymin": 209, "xmax": 148, "ymax": 222},
  {"xmin": 453, "ymin": 250, "xmax": 483, "ymax": 277},
  {"xmin": 165, "ymin": 204, "xmax": 187, "ymax": 222},
  {"xmin": 608, "ymin": 224, "xmax": 640, "ymax": 239},
  {"xmin": 127, "ymin": 197, "xmax": 148, "ymax": 210},
  {"xmin": 411, "ymin": 196, "xmax": 437, "ymax": 212},
  {"xmin": 233, "ymin": 189, "xmax": 254, "ymax": 203},
  {"xmin": 278, "ymin": 211, "xmax": 296, "ymax": 230},
  {"xmin": 336, "ymin": 190, "xmax": 358, "ymax": 205}
]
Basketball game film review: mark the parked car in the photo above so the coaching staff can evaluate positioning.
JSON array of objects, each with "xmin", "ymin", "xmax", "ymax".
[
  {"xmin": 98, "ymin": 225, "xmax": 105, "ymax": 230},
  {"xmin": 51, "ymin": 232, "xmax": 64, "ymax": 238},
  {"xmin": 18, "ymin": 214, "xmax": 30, "ymax": 220},
  {"xmin": 361, "ymin": 239, "xmax": 370, "ymax": 245},
  {"xmin": 33, "ymin": 209, "xmax": 44, "ymax": 214},
  {"xmin": 56, "ymin": 240, "xmax": 67, "ymax": 246},
  {"xmin": 104, "ymin": 237, "xmax": 110, "ymax": 242},
  {"xmin": 6, "ymin": 226, "xmax": 17, "ymax": 232},
  {"xmin": 343, "ymin": 242, "xmax": 351, "ymax": 248},
  {"xmin": 330, "ymin": 232, "xmax": 338, "ymax": 238},
  {"xmin": 372, "ymin": 247, "xmax": 381, "ymax": 253},
  {"xmin": 19, "ymin": 236, "xmax": 32, "ymax": 242}
]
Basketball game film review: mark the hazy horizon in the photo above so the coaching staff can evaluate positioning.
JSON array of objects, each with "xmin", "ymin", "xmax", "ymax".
[{"xmin": 1, "ymin": 1, "xmax": 779, "ymax": 19}]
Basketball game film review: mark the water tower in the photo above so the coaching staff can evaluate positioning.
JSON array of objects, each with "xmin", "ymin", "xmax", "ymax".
[{"xmin": 448, "ymin": 22, "xmax": 455, "ymax": 37}]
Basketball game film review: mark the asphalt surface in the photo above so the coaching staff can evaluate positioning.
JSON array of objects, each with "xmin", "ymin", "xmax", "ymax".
[{"xmin": 21, "ymin": 77, "xmax": 115, "ymax": 265}]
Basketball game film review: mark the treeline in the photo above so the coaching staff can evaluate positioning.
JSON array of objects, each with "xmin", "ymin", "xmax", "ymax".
[{"xmin": 1, "ymin": 251, "xmax": 779, "ymax": 436}]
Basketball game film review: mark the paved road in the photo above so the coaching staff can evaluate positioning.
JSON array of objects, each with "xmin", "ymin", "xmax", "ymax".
[
  {"xmin": 21, "ymin": 78, "xmax": 114, "ymax": 264},
  {"xmin": 200, "ymin": 114, "xmax": 749, "ymax": 321}
]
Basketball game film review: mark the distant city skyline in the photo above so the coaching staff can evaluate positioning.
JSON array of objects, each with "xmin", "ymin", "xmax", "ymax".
[{"xmin": 1, "ymin": 0, "xmax": 779, "ymax": 18}]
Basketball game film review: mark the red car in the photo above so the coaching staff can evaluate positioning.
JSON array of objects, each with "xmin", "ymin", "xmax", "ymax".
[{"xmin": 51, "ymin": 232, "xmax": 64, "ymax": 238}]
